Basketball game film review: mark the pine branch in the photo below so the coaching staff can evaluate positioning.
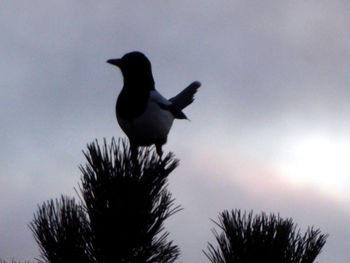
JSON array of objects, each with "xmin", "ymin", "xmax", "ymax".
[
  {"xmin": 78, "ymin": 138, "xmax": 181, "ymax": 263},
  {"xmin": 29, "ymin": 195, "xmax": 93, "ymax": 263},
  {"xmin": 30, "ymin": 138, "xmax": 181, "ymax": 263},
  {"xmin": 204, "ymin": 210, "xmax": 328, "ymax": 263}
]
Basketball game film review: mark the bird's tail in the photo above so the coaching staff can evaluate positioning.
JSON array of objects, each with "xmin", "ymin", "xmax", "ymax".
[{"xmin": 169, "ymin": 81, "xmax": 201, "ymax": 110}]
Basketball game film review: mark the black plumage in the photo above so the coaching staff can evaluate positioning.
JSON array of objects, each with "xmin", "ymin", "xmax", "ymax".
[{"xmin": 107, "ymin": 51, "xmax": 200, "ymax": 158}]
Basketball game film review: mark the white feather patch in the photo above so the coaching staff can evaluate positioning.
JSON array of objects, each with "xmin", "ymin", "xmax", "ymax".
[{"xmin": 117, "ymin": 90, "xmax": 174, "ymax": 145}]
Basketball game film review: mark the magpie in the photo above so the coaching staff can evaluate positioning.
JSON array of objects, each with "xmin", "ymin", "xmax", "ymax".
[{"xmin": 107, "ymin": 51, "xmax": 200, "ymax": 158}]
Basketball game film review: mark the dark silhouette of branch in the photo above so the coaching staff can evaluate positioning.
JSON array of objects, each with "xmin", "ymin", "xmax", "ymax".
[
  {"xmin": 79, "ymin": 138, "xmax": 181, "ymax": 263},
  {"xmin": 29, "ymin": 196, "xmax": 93, "ymax": 263},
  {"xmin": 30, "ymin": 138, "xmax": 181, "ymax": 263},
  {"xmin": 204, "ymin": 210, "xmax": 328, "ymax": 263},
  {"xmin": 28, "ymin": 138, "xmax": 328, "ymax": 263}
]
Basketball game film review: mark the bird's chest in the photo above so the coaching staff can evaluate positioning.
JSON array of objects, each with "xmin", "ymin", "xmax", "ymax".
[
  {"xmin": 116, "ymin": 100, "xmax": 174, "ymax": 145},
  {"xmin": 116, "ymin": 88, "xmax": 149, "ymax": 120}
]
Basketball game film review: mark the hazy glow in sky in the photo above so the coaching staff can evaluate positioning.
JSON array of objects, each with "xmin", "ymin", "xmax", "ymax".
[
  {"xmin": 280, "ymin": 135, "xmax": 350, "ymax": 199},
  {"xmin": 1, "ymin": 1, "xmax": 350, "ymax": 262}
]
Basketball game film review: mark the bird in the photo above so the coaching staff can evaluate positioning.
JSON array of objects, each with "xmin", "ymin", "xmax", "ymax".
[{"xmin": 107, "ymin": 51, "xmax": 200, "ymax": 158}]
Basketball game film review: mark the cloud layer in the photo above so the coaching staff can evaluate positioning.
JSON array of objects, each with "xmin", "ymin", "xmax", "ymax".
[{"xmin": 1, "ymin": 1, "xmax": 350, "ymax": 262}]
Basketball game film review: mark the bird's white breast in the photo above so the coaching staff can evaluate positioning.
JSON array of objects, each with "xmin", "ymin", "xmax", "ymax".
[{"xmin": 117, "ymin": 90, "xmax": 174, "ymax": 146}]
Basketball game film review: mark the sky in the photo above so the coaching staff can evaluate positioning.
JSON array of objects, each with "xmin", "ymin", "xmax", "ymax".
[{"xmin": 1, "ymin": 1, "xmax": 350, "ymax": 262}]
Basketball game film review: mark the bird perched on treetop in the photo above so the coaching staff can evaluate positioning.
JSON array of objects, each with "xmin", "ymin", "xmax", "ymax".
[{"xmin": 107, "ymin": 51, "xmax": 201, "ymax": 158}]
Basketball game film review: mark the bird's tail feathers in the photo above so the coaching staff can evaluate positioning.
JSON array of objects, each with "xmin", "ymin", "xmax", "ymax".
[{"xmin": 169, "ymin": 81, "xmax": 201, "ymax": 110}]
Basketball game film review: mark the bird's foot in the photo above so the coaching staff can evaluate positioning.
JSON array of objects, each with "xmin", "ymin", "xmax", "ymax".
[{"xmin": 156, "ymin": 144, "xmax": 163, "ymax": 160}]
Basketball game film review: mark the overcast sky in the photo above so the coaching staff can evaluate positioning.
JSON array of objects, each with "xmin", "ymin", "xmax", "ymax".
[{"xmin": 1, "ymin": 1, "xmax": 350, "ymax": 262}]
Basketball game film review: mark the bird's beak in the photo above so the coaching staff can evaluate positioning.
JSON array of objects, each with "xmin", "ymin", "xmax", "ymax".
[{"xmin": 107, "ymin": 58, "xmax": 122, "ymax": 67}]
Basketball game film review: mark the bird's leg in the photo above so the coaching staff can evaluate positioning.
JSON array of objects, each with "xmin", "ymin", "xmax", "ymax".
[{"xmin": 155, "ymin": 144, "xmax": 163, "ymax": 158}]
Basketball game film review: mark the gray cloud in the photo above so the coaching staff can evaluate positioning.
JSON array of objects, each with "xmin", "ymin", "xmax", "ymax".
[{"xmin": 1, "ymin": 1, "xmax": 349, "ymax": 262}]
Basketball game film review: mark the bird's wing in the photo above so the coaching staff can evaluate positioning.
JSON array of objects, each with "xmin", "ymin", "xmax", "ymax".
[
  {"xmin": 150, "ymin": 90, "xmax": 188, "ymax": 119},
  {"xmin": 169, "ymin": 81, "xmax": 201, "ymax": 110},
  {"xmin": 150, "ymin": 90, "xmax": 171, "ymax": 105}
]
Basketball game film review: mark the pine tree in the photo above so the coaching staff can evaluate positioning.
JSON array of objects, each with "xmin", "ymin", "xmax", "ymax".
[
  {"xmin": 29, "ymin": 196, "xmax": 93, "ymax": 262},
  {"xmin": 30, "ymin": 138, "xmax": 181, "ymax": 263},
  {"xmin": 204, "ymin": 210, "xmax": 328, "ymax": 263},
  {"xmin": 27, "ymin": 138, "xmax": 328, "ymax": 263}
]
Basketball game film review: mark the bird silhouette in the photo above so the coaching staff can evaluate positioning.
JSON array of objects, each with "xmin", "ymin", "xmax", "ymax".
[{"xmin": 107, "ymin": 51, "xmax": 200, "ymax": 159}]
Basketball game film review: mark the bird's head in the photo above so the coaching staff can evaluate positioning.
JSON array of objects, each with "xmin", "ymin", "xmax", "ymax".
[{"xmin": 107, "ymin": 51, "xmax": 154, "ymax": 85}]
